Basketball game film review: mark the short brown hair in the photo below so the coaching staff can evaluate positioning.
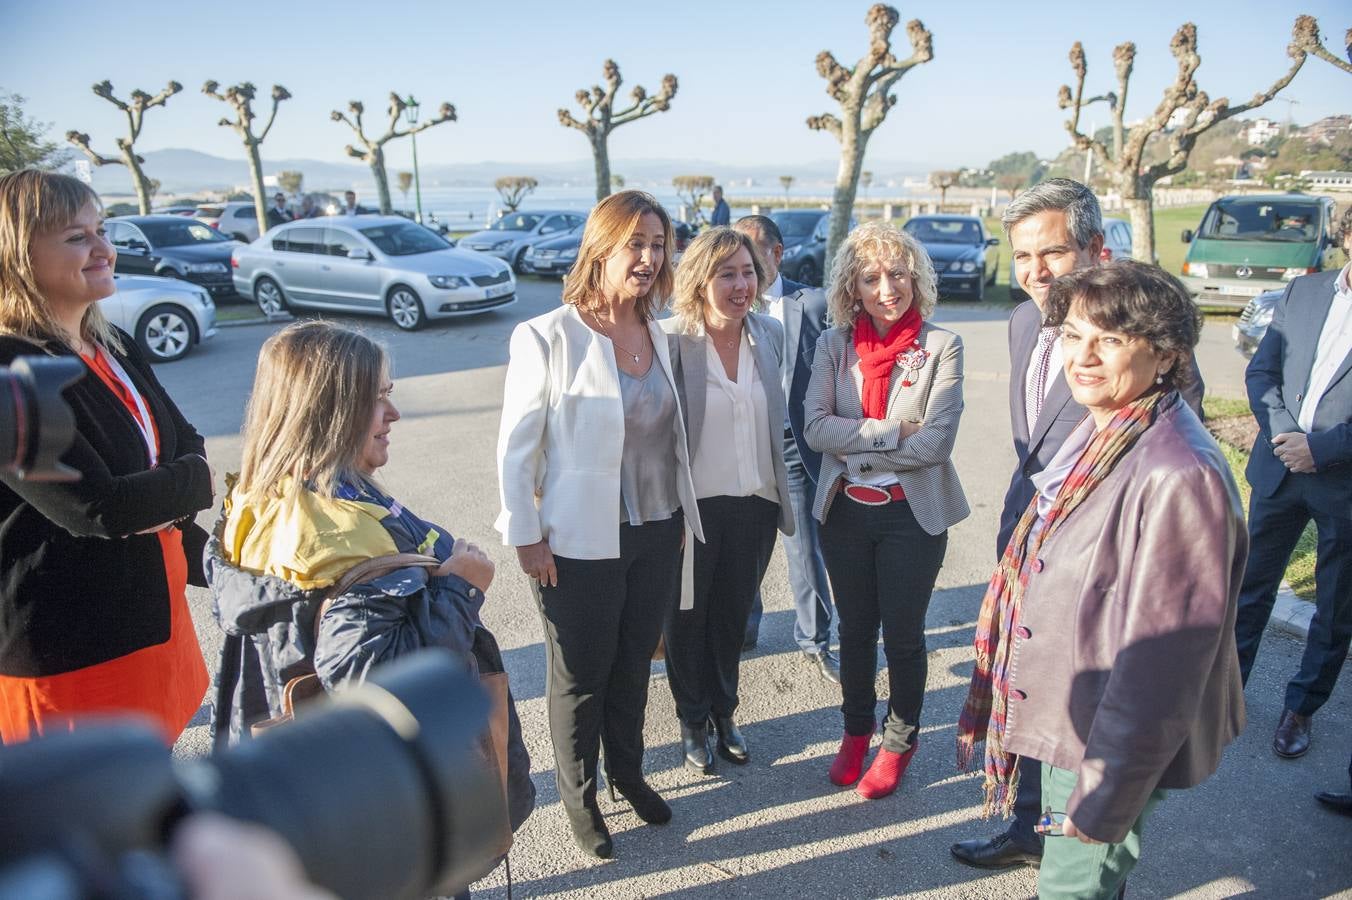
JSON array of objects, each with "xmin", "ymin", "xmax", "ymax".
[
  {"xmin": 1044, "ymin": 258, "xmax": 1201, "ymax": 390},
  {"xmin": 562, "ymin": 190, "xmax": 674, "ymax": 322},
  {"xmin": 0, "ymin": 169, "xmax": 123, "ymax": 352},
  {"xmin": 669, "ymin": 227, "xmax": 766, "ymax": 333}
]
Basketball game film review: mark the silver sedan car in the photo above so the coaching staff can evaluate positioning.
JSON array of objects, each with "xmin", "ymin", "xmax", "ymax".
[
  {"xmin": 104, "ymin": 273, "xmax": 217, "ymax": 363},
  {"xmin": 232, "ymin": 216, "xmax": 516, "ymax": 330},
  {"xmin": 459, "ymin": 210, "xmax": 587, "ymax": 273}
]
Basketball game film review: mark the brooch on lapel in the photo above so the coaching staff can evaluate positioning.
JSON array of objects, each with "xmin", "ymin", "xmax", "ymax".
[{"xmin": 895, "ymin": 344, "xmax": 930, "ymax": 387}]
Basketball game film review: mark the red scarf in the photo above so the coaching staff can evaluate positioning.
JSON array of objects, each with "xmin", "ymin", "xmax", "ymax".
[{"xmin": 853, "ymin": 306, "xmax": 922, "ymax": 419}]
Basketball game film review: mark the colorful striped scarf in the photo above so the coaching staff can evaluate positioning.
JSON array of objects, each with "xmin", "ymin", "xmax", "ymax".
[{"xmin": 955, "ymin": 389, "xmax": 1170, "ymax": 817}]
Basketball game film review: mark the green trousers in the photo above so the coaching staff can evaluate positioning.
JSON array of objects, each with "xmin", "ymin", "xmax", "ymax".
[{"xmin": 1036, "ymin": 763, "xmax": 1166, "ymax": 900}]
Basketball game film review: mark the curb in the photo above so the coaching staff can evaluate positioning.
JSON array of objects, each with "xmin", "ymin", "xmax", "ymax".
[
  {"xmin": 218, "ymin": 313, "xmax": 293, "ymax": 328},
  {"xmin": 1270, "ymin": 582, "xmax": 1314, "ymax": 641}
]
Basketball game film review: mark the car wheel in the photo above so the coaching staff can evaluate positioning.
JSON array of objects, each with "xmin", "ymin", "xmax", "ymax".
[
  {"xmin": 387, "ymin": 286, "xmax": 426, "ymax": 331},
  {"xmin": 986, "ymin": 263, "xmax": 998, "ymax": 286},
  {"xmin": 136, "ymin": 304, "xmax": 196, "ymax": 363},
  {"xmin": 513, "ymin": 247, "xmax": 529, "ymax": 274},
  {"xmin": 973, "ymin": 277, "xmax": 985, "ymax": 302},
  {"xmin": 797, "ymin": 258, "xmax": 819, "ymax": 288},
  {"xmin": 255, "ymin": 277, "xmax": 289, "ymax": 316}
]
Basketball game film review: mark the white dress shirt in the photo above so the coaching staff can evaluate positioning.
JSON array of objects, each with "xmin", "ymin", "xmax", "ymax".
[
  {"xmin": 691, "ymin": 336, "xmax": 778, "ymax": 504},
  {"xmin": 1298, "ymin": 263, "xmax": 1352, "ymax": 433},
  {"xmin": 1023, "ymin": 331, "xmax": 1065, "ymax": 433}
]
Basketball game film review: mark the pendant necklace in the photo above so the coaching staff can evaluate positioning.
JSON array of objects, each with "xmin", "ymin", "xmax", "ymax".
[{"xmin": 591, "ymin": 312, "xmax": 644, "ymax": 364}]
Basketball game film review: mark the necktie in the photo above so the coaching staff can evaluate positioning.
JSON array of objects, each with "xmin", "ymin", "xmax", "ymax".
[{"xmin": 1025, "ymin": 326, "xmax": 1058, "ymax": 433}]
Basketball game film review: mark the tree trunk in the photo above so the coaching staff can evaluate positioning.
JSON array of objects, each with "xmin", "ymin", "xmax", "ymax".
[
  {"xmin": 122, "ymin": 147, "xmax": 151, "ymax": 215},
  {"xmin": 591, "ymin": 134, "xmax": 611, "ymax": 204},
  {"xmin": 1118, "ymin": 172, "xmax": 1156, "ymax": 263},
  {"xmin": 370, "ymin": 145, "xmax": 392, "ymax": 215},
  {"xmin": 823, "ymin": 127, "xmax": 867, "ymax": 285},
  {"xmin": 246, "ymin": 140, "xmax": 268, "ymax": 235}
]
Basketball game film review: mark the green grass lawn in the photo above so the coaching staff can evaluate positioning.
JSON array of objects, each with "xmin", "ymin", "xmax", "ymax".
[{"xmin": 1202, "ymin": 396, "xmax": 1317, "ymax": 601}]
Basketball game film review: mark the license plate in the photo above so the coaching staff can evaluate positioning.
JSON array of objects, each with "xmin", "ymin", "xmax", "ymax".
[
  {"xmin": 487, "ymin": 283, "xmax": 513, "ymax": 298},
  {"xmin": 1217, "ymin": 284, "xmax": 1262, "ymax": 296}
]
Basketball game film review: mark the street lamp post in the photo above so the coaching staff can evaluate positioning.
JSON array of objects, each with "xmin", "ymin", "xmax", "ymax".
[{"xmin": 404, "ymin": 95, "xmax": 423, "ymax": 223}]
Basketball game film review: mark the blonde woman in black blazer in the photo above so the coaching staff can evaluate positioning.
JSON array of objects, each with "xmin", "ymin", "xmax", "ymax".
[
  {"xmin": 661, "ymin": 227, "xmax": 794, "ymax": 775},
  {"xmin": 804, "ymin": 222, "xmax": 968, "ymax": 800}
]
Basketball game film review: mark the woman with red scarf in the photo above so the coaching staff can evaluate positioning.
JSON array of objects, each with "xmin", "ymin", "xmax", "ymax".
[{"xmin": 804, "ymin": 222, "xmax": 969, "ymax": 799}]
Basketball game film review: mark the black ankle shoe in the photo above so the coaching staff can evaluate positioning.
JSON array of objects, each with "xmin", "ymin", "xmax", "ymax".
[
  {"xmin": 610, "ymin": 778, "xmax": 672, "ymax": 824},
  {"xmin": 565, "ymin": 801, "xmax": 613, "ymax": 859},
  {"xmin": 711, "ymin": 715, "xmax": 750, "ymax": 765},
  {"xmin": 680, "ymin": 721, "xmax": 714, "ymax": 774}
]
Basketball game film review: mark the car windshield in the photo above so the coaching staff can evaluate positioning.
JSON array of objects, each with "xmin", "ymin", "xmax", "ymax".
[
  {"xmin": 489, "ymin": 213, "xmax": 542, "ymax": 232},
  {"xmin": 903, "ymin": 219, "xmax": 982, "ymax": 244},
  {"xmin": 1198, "ymin": 199, "xmax": 1322, "ymax": 242},
  {"xmin": 138, "ymin": 220, "xmax": 230, "ymax": 247},
  {"xmin": 359, "ymin": 222, "xmax": 451, "ymax": 256},
  {"xmin": 770, "ymin": 212, "xmax": 820, "ymax": 239}
]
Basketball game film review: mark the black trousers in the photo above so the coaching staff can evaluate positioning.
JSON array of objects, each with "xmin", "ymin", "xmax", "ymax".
[
  {"xmin": 819, "ymin": 495, "xmax": 947, "ymax": 753},
  {"xmin": 532, "ymin": 516, "xmax": 682, "ymax": 813},
  {"xmin": 665, "ymin": 495, "xmax": 778, "ymax": 726},
  {"xmin": 1234, "ymin": 475, "xmax": 1352, "ymax": 716}
]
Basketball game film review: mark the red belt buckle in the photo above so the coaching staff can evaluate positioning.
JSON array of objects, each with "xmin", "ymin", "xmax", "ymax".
[{"xmin": 843, "ymin": 483, "xmax": 900, "ymax": 506}]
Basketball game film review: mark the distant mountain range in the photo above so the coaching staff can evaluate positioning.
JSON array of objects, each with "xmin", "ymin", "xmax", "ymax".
[{"xmin": 88, "ymin": 148, "xmax": 938, "ymax": 197}]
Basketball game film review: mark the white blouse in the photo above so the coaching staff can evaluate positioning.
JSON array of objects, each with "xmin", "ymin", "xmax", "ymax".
[{"xmin": 691, "ymin": 335, "xmax": 779, "ymax": 505}]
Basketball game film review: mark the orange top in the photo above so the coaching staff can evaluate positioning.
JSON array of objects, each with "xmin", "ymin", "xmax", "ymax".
[{"xmin": 0, "ymin": 346, "xmax": 209, "ymax": 746}]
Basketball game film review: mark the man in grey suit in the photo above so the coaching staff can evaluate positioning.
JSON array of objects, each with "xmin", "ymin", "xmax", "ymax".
[
  {"xmin": 950, "ymin": 178, "xmax": 1205, "ymax": 870},
  {"xmin": 1234, "ymin": 206, "xmax": 1352, "ymax": 764},
  {"xmin": 735, "ymin": 215, "xmax": 839, "ymax": 683}
]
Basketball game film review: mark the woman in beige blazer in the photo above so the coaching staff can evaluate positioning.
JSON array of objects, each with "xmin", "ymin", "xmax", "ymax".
[
  {"xmin": 661, "ymin": 228, "xmax": 795, "ymax": 775},
  {"xmin": 496, "ymin": 191, "xmax": 703, "ymax": 860},
  {"xmin": 804, "ymin": 222, "xmax": 969, "ymax": 800}
]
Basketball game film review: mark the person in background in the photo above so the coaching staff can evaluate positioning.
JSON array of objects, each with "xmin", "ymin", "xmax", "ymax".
[
  {"xmin": 805, "ymin": 222, "xmax": 968, "ymax": 800},
  {"xmin": 710, "ymin": 185, "xmax": 730, "ymax": 227},
  {"xmin": 267, "ymin": 193, "xmax": 292, "ymax": 228},
  {"xmin": 957, "ymin": 260, "xmax": 1245, "ymax": 899},
  {"xmin": 496, "ymin": 190, "xmax": 702, "ymax": 859},
  {"xmin": 0, "ymin": 169, "xmax": 214, "ymax": 745},
  {"xmin": 340, "ymin": 191, "xmax": 368, "ymax": 216},
  {"xmin": 734, "ymin": 215, "xmax": 839, "ymax": 684},
  {"xmin": 661, "ymin": 227, "xmax": 793, "ymax": 773},
  {"xmin": 1233, "ymin": 205, "xmax": 1352, "ymax": 762}
]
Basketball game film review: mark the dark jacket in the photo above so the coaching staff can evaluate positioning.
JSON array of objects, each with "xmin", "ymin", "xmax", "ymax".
[
  {"xmin": 0, "ymin": 331, "xmax": 213, "ymax": 677},
  {"xmin": 207, "ymin": 481, "xmax": 535, "ymax": 831},
  {"xmin": 781, "ymin": 284, "xmax": 829, "ymax": 483},
  {"xmin": 1004, "ymin": 396, "xmax": 1247, "ymax": 843}
]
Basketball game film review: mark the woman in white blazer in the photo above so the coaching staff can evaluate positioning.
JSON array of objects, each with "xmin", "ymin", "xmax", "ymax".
[
  {"xmin": 804, "ymin": 222, "xmax": 969, "ymax": 801},
  {"xmin": 661, "ymin": 228, "xmax": 795, "ymax": 776},
  {"xmin": 496, "ymin": 191, "xmax": 703, "ymax": 860}
]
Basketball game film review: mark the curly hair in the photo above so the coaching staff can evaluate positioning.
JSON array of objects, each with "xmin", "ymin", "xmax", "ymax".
[
  {"xmin": 1044, "ymin": 258, "xmax": 1202, "ymax": 391},
  {"xmin": 669, "ymin": 227, "xmax": 766, "ymax": 334},
  {"xmin": 1336, "ymin": 203, "xmax": 1352, "ymax": 249},
  {"xmin": 824, "ymin": 221, "xmax": 938, "ymax": 329}
]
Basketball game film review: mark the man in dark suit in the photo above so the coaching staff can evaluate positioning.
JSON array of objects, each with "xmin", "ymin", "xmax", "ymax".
[
  {"xmin": 951, "ymin": 178, "xmax": 1206, "ymax": 871},
  {"xmin": 340, "ymin": 191, "xmax": 370, "ymax": 216},
  {"xmin": 735, "ymin": 215, "xmax": 839, "ymax": 683},
  {"xmin": 266, "ymin": 193, "xmax": 292, "ymax": 228},
  {"xmin": 1234, "ymin": 207, "xmax": 1352, "ymax": 763},
  {"xmin": 710, "ymin": 186, "xmax": 730, "ymax": 227}
]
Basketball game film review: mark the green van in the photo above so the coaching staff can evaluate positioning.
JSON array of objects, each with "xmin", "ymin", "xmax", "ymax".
[{"xmin": 1179, "ymin": 193, "xmax": 1340, "ymax": 308}]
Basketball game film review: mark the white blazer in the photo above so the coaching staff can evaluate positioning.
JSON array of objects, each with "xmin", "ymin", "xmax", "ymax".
[{"xmin": 495, "ymin": 303, "xmax": 704, "ymax": 559}]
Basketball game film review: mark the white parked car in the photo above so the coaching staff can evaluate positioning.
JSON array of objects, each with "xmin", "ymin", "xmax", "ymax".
[
  {"xmin": 232, "ymin": 216, "xmax": 516, "ymax": 330},
  {"xmin": 194, "ymin": 201, "xmax": 265, "ymax": 242},
  {"xmin": 104, "ymin": 274, "xmax": 217, "ymax": 362}
]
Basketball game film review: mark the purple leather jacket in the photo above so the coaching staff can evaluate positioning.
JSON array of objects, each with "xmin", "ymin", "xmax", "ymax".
[{"xmin": 1004, "ymin": 395, "xmax": 1248, "ymax": 843}]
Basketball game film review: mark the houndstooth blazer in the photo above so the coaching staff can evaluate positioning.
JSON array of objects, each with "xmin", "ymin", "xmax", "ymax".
[{"xmin": 803, "ymin": 320, "xmax": 970, "ymax": 535}]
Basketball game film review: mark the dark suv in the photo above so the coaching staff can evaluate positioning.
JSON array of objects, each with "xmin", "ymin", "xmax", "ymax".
[
  {"xmin": 771, "ymin": 210, "xmax": 855, "ymax": 287},
  {"xmin": 106, "ymin": 215, "xmax": 242, "ymax": 298}
]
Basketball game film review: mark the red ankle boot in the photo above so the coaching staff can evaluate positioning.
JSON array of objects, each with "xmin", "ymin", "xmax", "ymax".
[
  {"xmin": 856, "ymin": 741, "xmax": 917, "ymax": 799},
  {"xmin": 829, "ymin": 732, "xmax": 873, "ymax": 786}
]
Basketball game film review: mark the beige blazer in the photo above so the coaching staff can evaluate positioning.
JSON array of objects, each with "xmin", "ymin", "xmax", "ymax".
[
  {"xmin": 495, "ymin": 303, "xmax": 704, "ymax": 559},
  {"xmin": 803, "ymin": 321, "xmax": 969, "ymax": 534}
]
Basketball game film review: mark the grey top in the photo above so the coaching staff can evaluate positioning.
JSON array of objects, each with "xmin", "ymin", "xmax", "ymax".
[{"xmin": 617, "ymin": 362, "xmax": 680, "ymax": 525}]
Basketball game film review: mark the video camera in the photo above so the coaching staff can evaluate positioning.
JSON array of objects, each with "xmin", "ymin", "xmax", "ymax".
[
  {"xmin": 0, "ymin": 356, "xmax": 84, "ymax": 483},
  {"xmin": 0, "ymin": 651, "xmax": 509, "ymax": 900}
]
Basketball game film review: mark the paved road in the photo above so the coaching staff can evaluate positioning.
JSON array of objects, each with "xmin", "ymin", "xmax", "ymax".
[{"xmin": 164, "ymin": 282, "xmax": 1350, "ymax": 899}]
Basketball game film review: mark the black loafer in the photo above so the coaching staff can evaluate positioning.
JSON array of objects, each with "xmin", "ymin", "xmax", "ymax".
[
  {"xmin": 711, "ymin": 715, "xmax": 750, "ymax": 765},
  {"xmin": 681, "ymin": 721, "xmax": 714, "ymax": 774},
  {"xmin": 804, "ymin": 649, "xmax": 841, "ymax": 685},
  {"xmin": 1315, "ymin": 790, "xmax": 1352, "ymax": 817},
  {"xmin": 610, "ymin": 778, "xmax": 672, "ymax": 824},
  {"xmin": 950, "ymin": 832, "xmax": 1042, "ymax": 870}
]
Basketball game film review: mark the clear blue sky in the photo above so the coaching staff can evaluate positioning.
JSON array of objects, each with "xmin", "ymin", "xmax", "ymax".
[{"xmin": 4, "ymin": 0, "xmax": 1348, "ymax": 174}]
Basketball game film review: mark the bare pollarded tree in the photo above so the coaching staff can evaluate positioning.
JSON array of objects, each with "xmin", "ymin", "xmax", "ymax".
[
  {"xmin": 808, "ymin": 5, "xmax": 933, "ymax": 280},
  {"xmin": 780, "ymin": 174, "xmax": 795, "ymax": 208},
  {"xmin": 202, "ymin": 81, "xmax": 292, "ymax": 230},
  {"xmin": 558, "ymin": 60, "xmax": 678, "ymax": 203},
  {"xmin": 1060, "ymin": 20, "xmax": 1307, "ymax": 261},
  {"xmin": 332, "ymin": 93, "xmax": 456, "ymax": 214},
  {"xmin": 66, "ymin": 80, "xmax": 181, "ymax": 214},
  {"xmin": 672, "ymin": 175, "xmax": 714, "ymax": 224},
  {"xmin": 1291, "ymin": 15, "xmax": 1351, "ymax": 74},
  {"xmin": 495, "ymin": 176, "xmax": 538, "ymax": 212},
  {"xmin": 929, "ymin": 170, "xmax": 957, "ymax": 208}
]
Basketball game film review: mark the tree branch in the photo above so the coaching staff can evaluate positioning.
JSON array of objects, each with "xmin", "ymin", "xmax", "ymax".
[
  {"xmin": 806, "ymin": 113, "xmax": 843, "ymax": 140},
  {"xmin": 256, "ymin": 85, "xmax": 291, "ymax": 143},
  {"xmin": 1292, "ymin": 15, "xmax": 1352, "ymax": 75},
  {"xmin": 65, "ymin": 131, "xmax": 118, "ymax": 167}
]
